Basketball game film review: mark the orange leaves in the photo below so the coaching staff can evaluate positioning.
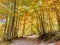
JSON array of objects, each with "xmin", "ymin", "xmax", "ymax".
[
  {"xmin": 0, "ymin": 0, "xmax": 4, "ymax": 2},
  {"xmin": 34, "ymin": 0, "xmax": 39, "ymax": 3}
]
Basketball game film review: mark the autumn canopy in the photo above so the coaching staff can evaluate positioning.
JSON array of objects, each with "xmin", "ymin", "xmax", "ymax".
[{"xmin": 0, "ymin": 0, "xmax": 60, "ymax": 41}]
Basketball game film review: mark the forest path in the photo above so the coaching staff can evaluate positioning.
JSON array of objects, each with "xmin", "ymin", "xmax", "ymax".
[{"xmin": 9, "ymin": 38, "xmax": 60, "ymax": 45}]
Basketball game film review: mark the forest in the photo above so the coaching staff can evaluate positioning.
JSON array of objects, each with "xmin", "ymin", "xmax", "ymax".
[{"xmin": 0, "ymin": 0, "xmax": 60, "ymax": 42}]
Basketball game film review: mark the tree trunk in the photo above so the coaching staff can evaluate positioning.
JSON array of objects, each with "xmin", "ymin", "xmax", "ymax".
[{"xmin": 22, "ymin": 14, "xmax": 26, "ymax": 37}]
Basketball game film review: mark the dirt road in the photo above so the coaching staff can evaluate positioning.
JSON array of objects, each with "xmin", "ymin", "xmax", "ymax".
[{"xmin": 9, "ymin": 38, "xmax": 60, "ymax": 45}]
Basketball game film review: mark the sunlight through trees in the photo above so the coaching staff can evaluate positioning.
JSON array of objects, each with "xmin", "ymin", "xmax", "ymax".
[{"xmin": 0, "ymin": 0, "xmax": 60, "ymax": 41}]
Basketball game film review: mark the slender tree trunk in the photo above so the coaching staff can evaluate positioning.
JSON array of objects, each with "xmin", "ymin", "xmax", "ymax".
[
  {"xmin": 6, "ymin": 16, "xmax": 12, "ymax": 40},
  {"xmin": 22, "ymin": 14, "xmax": 26, "ymax": 37},
  {"xmin": 13, "ymin": 0, "xmax": 17, "ymax": 38},
  {"xmin": 37, "ymin": 15, "xmax": 40, "ymax": 34},
  {"xmin": 41, "ymin": 14, "xmax": 47, "ymax": 36},
  {"xmin": 4, "ymin": 15, "xmax": 8, "ymax": 40},
  {"xmin": 31, "ymin": 15, "xmax": 34, "ymax": 35}
]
